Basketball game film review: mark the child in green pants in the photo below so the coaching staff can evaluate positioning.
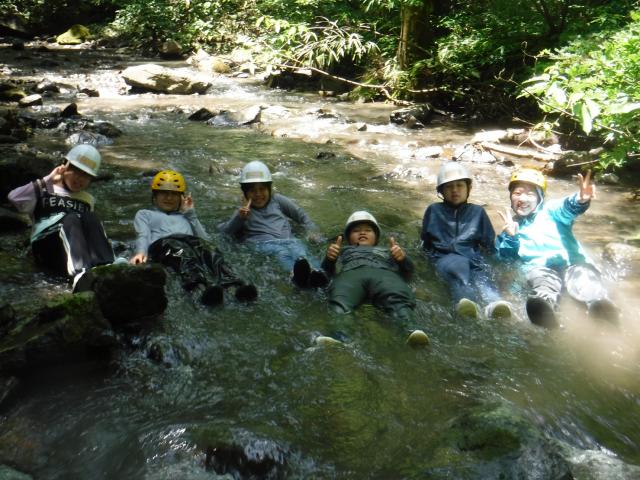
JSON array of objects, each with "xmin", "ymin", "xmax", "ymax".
[{"xmin": 320, "ymin": 211, "xmax": 429, "ymax": 346}]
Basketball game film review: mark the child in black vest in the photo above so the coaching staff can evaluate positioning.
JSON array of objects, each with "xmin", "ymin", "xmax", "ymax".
[{"xmin": 8, "ymin": 145, "xmax": 115, "ymax": 290}]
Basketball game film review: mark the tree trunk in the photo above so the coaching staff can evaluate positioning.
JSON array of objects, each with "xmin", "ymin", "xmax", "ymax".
[{"xmin": 396, "ymin": 0, "xmax": 436, "ymax": 69}]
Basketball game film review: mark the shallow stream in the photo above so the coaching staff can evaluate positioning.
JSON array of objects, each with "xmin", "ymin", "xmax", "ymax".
[{"xmin": 1, "ymin": 46, "xmax": 640, "ymax": 478}]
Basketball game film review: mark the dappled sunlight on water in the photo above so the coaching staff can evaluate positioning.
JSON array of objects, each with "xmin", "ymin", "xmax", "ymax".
[{"xmin": 2, "ymin": 53, "xmax": 639, "ymax": 477}]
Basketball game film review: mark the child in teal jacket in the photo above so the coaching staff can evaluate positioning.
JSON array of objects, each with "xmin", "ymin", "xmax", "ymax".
[{"xmin": 496, "ymin": 169, "xmax": 617, "ymax": 327}]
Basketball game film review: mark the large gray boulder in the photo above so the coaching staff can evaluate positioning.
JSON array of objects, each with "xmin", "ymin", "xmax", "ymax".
[{"xmin": 122, "ymin": 64, "xmax": 211, "ymax": 95}]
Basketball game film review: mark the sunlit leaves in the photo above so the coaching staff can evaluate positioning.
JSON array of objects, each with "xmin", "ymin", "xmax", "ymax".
[
  {"xmin": 519, "ymin": 7, "xmax": 640, "ymax": 169},
  {"xmin": 257, "ymin": 16, "xmax": 378, "ymax": 70}
]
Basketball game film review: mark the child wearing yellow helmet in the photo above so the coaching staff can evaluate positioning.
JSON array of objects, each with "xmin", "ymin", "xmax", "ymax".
[
  {"xmin": 131, "ymin": 169, "xmax": 257, "ymax": 306},
  {"xmin": 497, "ymin": 169, "xmax": 618, "ymax": 327},
  {"xmin": 7, "ymin": 145, "xmax": 116, "ymax": 291}
]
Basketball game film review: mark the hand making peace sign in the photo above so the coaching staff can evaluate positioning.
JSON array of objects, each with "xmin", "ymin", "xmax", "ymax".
[{"xmin": 577, "ymin": 170, "xmax": 596, "ymax": 204}]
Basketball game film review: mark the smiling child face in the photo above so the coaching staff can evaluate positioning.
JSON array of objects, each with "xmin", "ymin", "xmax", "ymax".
[
  {"xmin": 348, "ymin": 222, "xmax": 377, "ymax": 246},
  {"xmin": 510, "ymin": 182, "xmax": 540, "ymax": 217},
  {"xmin": 154, "ymin": 190, "xmax": 182, "ymax": 212},
  {"xmin": 244, "ymin": 182, "xmax": 271, "ymax": 209},
  {"xmin": 63, "ymin": 164, "xmax": 93, "ymax": 193}
]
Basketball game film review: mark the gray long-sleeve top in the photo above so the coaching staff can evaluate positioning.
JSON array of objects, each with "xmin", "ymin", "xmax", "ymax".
[
  {"xmin": 133, "ymin": 207, "xmax": 210, "ymax": 255},
  {"xmin": 219, "ymin": 193, "xmax": 317, "ymax": 242}
]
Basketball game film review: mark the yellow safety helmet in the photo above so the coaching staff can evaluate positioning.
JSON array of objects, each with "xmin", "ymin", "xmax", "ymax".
[
  {"xmin": 508, "ymin": 169, "xmax": 547, "ymax": 196},
  {"xmin": 151, "ymin": 170, "xmax": 186, "ymax": 192}
]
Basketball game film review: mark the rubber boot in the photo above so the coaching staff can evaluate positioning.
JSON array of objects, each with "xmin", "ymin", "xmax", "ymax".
[
  {"xmin": 292, "ymin": 257, "xmax": 311, "ymax": 288},
  {"xmin": 526, "ymin": 296, "xmax": 558, "ymax": 328}
]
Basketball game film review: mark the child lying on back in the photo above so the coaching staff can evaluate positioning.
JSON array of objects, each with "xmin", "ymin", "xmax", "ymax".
[{"xmin": 131, "ymin": 169, "xmax": 256, "ymax": 306}]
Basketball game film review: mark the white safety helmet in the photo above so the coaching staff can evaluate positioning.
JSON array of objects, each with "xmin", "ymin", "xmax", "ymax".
[
  {"xmin": 344, "ymin": 211, "xmax": 380, "ymax": 244},
  {"xmin": 65, "ymin": 144, "xmax": 101, "ymax": 177},
  {"xmin": 240, "ymin": 161, "xmax": 272, "ymax": 184},
  {"xmin": 436, "ymin": 162, "xmax": 471, "ymax": 193}
]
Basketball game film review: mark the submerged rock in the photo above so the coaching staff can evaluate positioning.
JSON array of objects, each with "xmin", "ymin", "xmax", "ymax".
[
  {"xmin": 0, "ymin": 292, "xmax": 115, "ymax": 373},
  {"xmin": 198, "ymin": 431, "xmax": 288, "ymax": 480},
  {"xmin": 92, "ymin": 263, "xmax": 168, "ymax": 329},
  {"xmin": 390, "ymin": 104, "xmax": 433, "ymax": 129},
  {"xmin": 0, "ymin": 465, "xmax": 32, "ymax": 480},
  {"xmin": 428, "ymin": 403, "xmax": 574, "ymax": 479},
  {"xmin": 0, "ymin": 376, "xmax": 20, "ymax": 410}
]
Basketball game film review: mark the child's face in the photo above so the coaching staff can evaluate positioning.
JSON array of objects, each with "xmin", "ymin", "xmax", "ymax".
[
  {"xmin": 441, "ymin": 180, "xmax": 469, "ymax": 206},
  {"xmin": 63, "ymin": 163, "xmax": 92, "ymax": 192},
  {"xmin": 154, "ymin": 190, "xmax": 182, "ymax": 212},
  {"xmin": 244, "ymin": 182, "xmax": 271, "ymax": 208},
  {"xmin": 348, "ymin": 222, "xmax": 377, "ymax": 246},
  {"xmin": 510, "ymin": 182, "xmax": 540, "ymax": 216}
]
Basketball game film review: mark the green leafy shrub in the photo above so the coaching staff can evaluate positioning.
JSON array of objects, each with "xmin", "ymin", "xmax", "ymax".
[{"xmin": 519, "ymin": 9, "xmax": 640, "ymax": 170}]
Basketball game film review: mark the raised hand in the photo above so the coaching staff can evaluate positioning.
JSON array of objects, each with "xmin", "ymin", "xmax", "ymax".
[
  {"xmin": 497, "ymin": 207, "xmax": 518, "ymax": 236},
  {"xmin": 181, "ymin": 193, "xmax": 194, "ymax": 211},
  {"xmin": 326, "ymin": 235, "xmax": 342, "ymax": 261},
  {"xmin": 130, "ymin": 252, "xmax": 147, "ymax": 265},
  {"xmin": 577, "ymin": 170, "xmax": 596, "ymax": 204},
  {"xmin": 389, "ymin": 236, "xmax": 406, "ymax": 263},
  {"xmin": 50, "ymin": 164, "xmax": 67, "ymax": 184},
  {"xmin": 239, "ymin": 198, "xmax": 252, "ymax": 219}
]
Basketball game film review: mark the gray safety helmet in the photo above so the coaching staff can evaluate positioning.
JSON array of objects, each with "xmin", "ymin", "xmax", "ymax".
[
  {"xmin": 65, "ymin": 144, "xmax": 101, "ymax": 177},
  {"xmin": 436, "ymin": 162, "xmax": 471, "ymax": 193},
  {"xmin": 344, "ymin": 211, "xmax": 380, "ymax": 245},
  {"xmin": 240, "ymin": 161, "xmax": 272, "ymax": 184}
]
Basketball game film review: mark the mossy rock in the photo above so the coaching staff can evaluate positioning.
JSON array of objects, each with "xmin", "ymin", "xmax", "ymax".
[
  {"xmin": 0, "ymin": 292, "xmax": 115, "ymax": 373},
  {"xmin": 0, "ymin": 89, "xmax": 26, "ymax": 102},
  {"xmin": 56, "ymin": 24, "xmax": 91, "ymax": 45}
]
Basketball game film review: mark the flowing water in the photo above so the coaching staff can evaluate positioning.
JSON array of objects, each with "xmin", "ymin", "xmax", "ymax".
[{"xmin": 1, "ymin": 47, "xmax": 640, "ymax": 479}]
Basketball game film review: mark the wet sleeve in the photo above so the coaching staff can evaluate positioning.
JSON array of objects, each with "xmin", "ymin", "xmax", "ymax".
[
  {"xmin": 420, "ymin": 206, "xmax": 432, "ymax": 249},
  {"xmin": 133, "ymin": 210, "xmax": 153, "ymax": 255},
  {"xmin": 8, "ymin": 171, "xmax": 59, "ymax": 215},
  {"xmin": 276, "ymin": 195, "xmax": 318, "ymax": 232},
  {"xmin": 495, "ymin": 231, "xmax": 520, "ymax": 260},
  {"xmin": 7, "ymin": 181, "xmax": 38, "ymax": 214},
  {"xmin": 321, "ymin": 256, "xmax": 337, "ymax": 276},
  {"xmin": 551, "ymin": 194, "xmax": 589, "ymax": 225},
  {"xmin": 183, "ymin": 209, "xmax": 211, "ymax": 241},
  {"xmin": 218, "ymin": 212, "xmax": 245, "ymax": 238},
  {"xmin": 397, "ymin": 255, "xmax": 414, "ymax": 281},
  {"xmin": 479, "ymin": 208, "xmax": 497, "ymax": 252}
]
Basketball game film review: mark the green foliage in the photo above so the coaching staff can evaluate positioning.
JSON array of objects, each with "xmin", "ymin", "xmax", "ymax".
[
  {"xmin": 0, "ymin": 0, "xmax": 116, "ymax": 33},
  {"xmin": 255, "ymin": 16, "xmax": 378, "ymax": 71},
  {"xmin": 519, "ymin": 7, "xmax": 640, "ymax": 170}
]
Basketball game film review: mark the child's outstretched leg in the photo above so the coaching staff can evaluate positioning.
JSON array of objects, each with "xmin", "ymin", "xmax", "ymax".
[
  {"xmin": 367, "ymin": 270, "xmax": 428, "ymax": 346},
  {"xmin": 435, "ymin": 254, "xmax": 480, "ymax": 317},
  {"xmin": 525, "ymin": 266, "xmax": 562, "ymax": 328},
  {"xmin": 564, "ymin": 264, "xmax": 619, "ymax": 322},
  {"xmin": 472, "ymin": 268, "xmax": 513, "ymax": 320},
  {"xmin": 200, "ymin": 244, "xmax": 258, "ymax": 302},
  {"xmin": 33, "ymin": 213, "xmax": 115, "ymax": 278},
  {"xmin": 255, "ymin": 239, "xmax": 327, "ymax": 288},
  {"xmin": 328, "ymin": 269, "xmax": 367, "ymax": 314}
]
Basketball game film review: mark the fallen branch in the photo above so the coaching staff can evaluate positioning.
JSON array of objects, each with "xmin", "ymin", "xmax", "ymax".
[
  {"xmin": 271, "ymin": 62, "xmax": 411, "ymax": 104},
  {"xmin": 479, "ymin": 141, "xmax": 559, "ymax": 162}
]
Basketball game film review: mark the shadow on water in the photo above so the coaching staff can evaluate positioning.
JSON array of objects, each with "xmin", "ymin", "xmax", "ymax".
[{"xmin": 1, "ymin": 49, "xmax": 640, "ymax": 478}]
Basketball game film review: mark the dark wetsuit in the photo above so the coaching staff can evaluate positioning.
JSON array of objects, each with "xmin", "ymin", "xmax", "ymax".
[{"xmin": 322, "ymin": 245, "xmax": 415, "ymax": 320}]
